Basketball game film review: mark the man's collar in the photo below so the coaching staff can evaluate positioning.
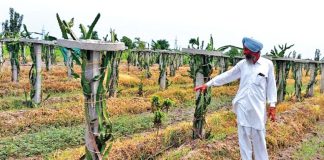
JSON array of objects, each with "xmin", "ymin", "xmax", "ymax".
[{"xmin": 255, "ymin": 57, "xmax": 264, "ymax": 64}]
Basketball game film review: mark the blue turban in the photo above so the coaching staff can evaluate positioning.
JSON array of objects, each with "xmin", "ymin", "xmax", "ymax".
[{"xmin": 242, "ymin": 37, "xmax": 263, "ymax": 53}]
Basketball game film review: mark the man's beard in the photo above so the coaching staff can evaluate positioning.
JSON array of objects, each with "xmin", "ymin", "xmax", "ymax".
[{"xmin": 245, "ymin": 54, "xmax": 254, "ymax": 63}]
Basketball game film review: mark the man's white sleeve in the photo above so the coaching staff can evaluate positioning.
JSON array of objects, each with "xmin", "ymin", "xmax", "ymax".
[
  {"xmin": 206, "ymin": 62, "xmax": 241, "ymax": 87},
  {"xmin": 266, "ymin": 62, "xmax": 277, "ymax": 107}
]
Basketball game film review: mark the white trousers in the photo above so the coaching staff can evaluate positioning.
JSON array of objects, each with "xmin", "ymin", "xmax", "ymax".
[{"xmin": 238, "ymin": 125, "xmax": 269, "ymax": 160}]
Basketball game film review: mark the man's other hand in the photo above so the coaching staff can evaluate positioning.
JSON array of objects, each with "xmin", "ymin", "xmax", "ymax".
[{"xmin": 268, "ymin": 107, "xmax": 276, "ymax": 122}]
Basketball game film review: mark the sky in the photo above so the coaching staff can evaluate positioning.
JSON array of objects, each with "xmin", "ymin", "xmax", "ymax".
[{"xmin": 1, "ymin": 0, "xmax": 323, "ymax": 59}]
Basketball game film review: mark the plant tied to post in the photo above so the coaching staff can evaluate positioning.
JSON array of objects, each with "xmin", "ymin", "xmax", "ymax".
[
  {"xmin": 107, "ymin": 29, "xmax": 121, "ymax": 98},
  {"xmin": 158, "ymin": 52, "xmax": 170, "ymax": 89},
  {"xmin": 305, "ymin": 49, "xmax": 321, "ymax": 97},
  {"xmin": 57, "ymin": 13, "xmax": 114, "ymax": 160},
  {"xmin": 188, "ymin": 36, "xmax": 216, "ymax": 139},
  {"xmin": 2, "ymin": 8, "xmax": 24, "ymax": 82},
  {"xmin": 189, "ymin": 53, "xmax": 213, "ymax": 139},
  {"xmin": 28, "ymin": 44, "xmax": 36, "ymax": 105},
  {"xmin": 291, "ymin": 52, "xmax": 303, "ymax": 101},
  {"xmin": 43, "ymin": 33, "xmax": 57, "ymax": 71},
  {"xmin": 269, "ymin": 43, "xmax": 294, "ymax": 102}
]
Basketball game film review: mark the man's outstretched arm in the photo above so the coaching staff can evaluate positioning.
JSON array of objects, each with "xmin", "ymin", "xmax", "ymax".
[{"xmin": 195, "ymin": 61, "xmax": 242, "ymax": 92}]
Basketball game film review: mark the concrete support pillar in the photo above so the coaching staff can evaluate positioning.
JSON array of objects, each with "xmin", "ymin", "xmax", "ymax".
[
  {"xmin": 320, "ymin": 63, "xmax": 324, "ymax": 93},
  {"xmin": 84, "ymin": 51, "xmax": 101, "ymax": 160},
  {"xmin": 32, "ymin": 43, "xmax": 42, "ymax": 104},
  {"xmin": 159, "ymin": 54, "xmax": 167, "ymax": 90},
  {"xmin": 0, "ymin": 42, "xmax": 3, "ymax": 71},
  {"xmin": 306, "ymin": 63, "xmax": 316, "ymax": 97},
  {"xmin": 295, "ymin": 62, "xmax": 302, "ymax": 101},
  {"xmin": 66, "ymin": 50, "xmax": 72, "ymax": 78},
  {"xmin": 277, "ymin": 61, "xmax": 287, "ymax": 102}
]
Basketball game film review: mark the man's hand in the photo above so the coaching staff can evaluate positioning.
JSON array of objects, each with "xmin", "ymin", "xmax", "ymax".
[
  {"xmin": 268, "ymin": 107, "xmax": 276, "ymax": 122},
  {"xmin": 194, "ymin": 84, "xmax": 208, "ymax": 92}
]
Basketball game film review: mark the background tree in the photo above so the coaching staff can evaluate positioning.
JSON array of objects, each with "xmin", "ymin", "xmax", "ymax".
[
  {"xmin": 121, "ymin": 36, "xmax": 134, "ymax": 49},
  {"xmin": 151, "ymin": 39, "xmax": 169, "ymax": 50},
  {"xmin": 134, "ymin": 37, "xmax": 146, "ymax": 49},
  {"xmin": 224, "ymin": 47, "xmax": 242, "ymax": 65},
  {"xmin": 2, "ymin": 8, "xmax": 24, "ymax": 82},
  {"xmin": 205, "ymin": 34, "xmax": 214, "ymax": 51},
  {"xmin": 189, "ymin": 38, "xmax": 198, "ymax": 49}
]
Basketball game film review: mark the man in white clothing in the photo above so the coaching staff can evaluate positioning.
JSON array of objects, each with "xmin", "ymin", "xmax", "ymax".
[{"xmin": 195, "ymin": 37, "xmax": 277, "ymax": 160}]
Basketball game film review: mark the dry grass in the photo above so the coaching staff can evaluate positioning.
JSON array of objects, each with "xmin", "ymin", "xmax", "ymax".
[
  {"xmin": 118, "ymin": 73, "xmax": 140, "ymax": 87},
  {"xmin": 0, "ymin": 96, "xmax": 155, "ymax": 137},
  {"xmin": 0, "ymin": 65, "xmax": 81, "ymax": 96},
  {"xmin": 171, "ymin": 94, "xmax": 324, "ymax": 160},
  {"xmin": 0, "ymin": 101, "xmax": 84, "ymax": 137},
  {"xmin": 49, "ymin": 147, "xmax": 84, "ymax": 160},
  {"xmin": 1, "ymin": 61, "xmax": 323, "ymax": 159},
  {"xmin": 108, "ymin": 97, "xmax": 151, "ymax": 115},
  {"xmin": 50, "ymin": 109, "xmax": 238, "ymax": 160}
]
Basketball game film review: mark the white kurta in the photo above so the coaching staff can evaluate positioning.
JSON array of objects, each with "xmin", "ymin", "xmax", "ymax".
[{"xmin": 206, "ymin": 57, "xmax": 277, "ymax": 130}]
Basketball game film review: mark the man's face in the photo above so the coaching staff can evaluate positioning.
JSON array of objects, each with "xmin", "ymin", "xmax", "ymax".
[
  {"xmin": 245, "ymin": 54, "xmax": 253, "ymax": 64},
  {"xmin": 243, "ymin": 47, "xmax": 259, "ymax": 64}
]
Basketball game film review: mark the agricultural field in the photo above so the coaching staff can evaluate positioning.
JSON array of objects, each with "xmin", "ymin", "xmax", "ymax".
[{"xmin": 0, "ymin": 50, "xmax": 323, "ymax": 160}]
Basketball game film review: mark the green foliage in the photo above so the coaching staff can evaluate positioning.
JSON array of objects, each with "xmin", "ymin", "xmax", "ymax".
[
  {"xmin": 291, "ymin": 52, "xmax": 303, "ymax": 101},
  {"xmin": 224, "ymin": 47, "xmax": 241, "ymax": 57},
  {"xmin": 151, "ymin": 95, "xmax": 161, "ymax": 111},
  {"xmin": 112, "ymin": 114, "xmax": 157, "ymax": 137},
  {"xmin": 86, "ymin": 14, "xmax": 100, "ymax": 39},
  {"xmin": 314, "ymin": 49, "xmax": 321, "ymax": 61},
  {"xmin": 56, "ymin": 12, "xmax": 115, "ymax": 159},
  {"xmin": 8, "ymin": 41, "xmax": 20, "ymax": 79},
  {"xmin": 224, "ymin": 47, "xmax": 243, "ymax": 65},
  {"xmin": 188, "ymin": 52, "xmax": 213, "ymax": 139},
  {"xmin": 151, "ymin": 96, "xmax": 174, "ymax": 128},
  {"xmin": 193, "ymin": 88, "xmax": 212, "ymax": 139},
  {"xmin": 292, "ymin": 122, "xmax": 324, "ymax": 160},
  {"xmin": 44, "ymin": 32, "xmax": 57, "ymax": 41},
  {"xmin": 2, "ymin": 8, "xmax": 24, "ymax": 82},
  {"xmin": 151, "ymin": 96, "xmax": 165, "ymax": 128},
  {"xmin": 196, "ymin": 37, "xmax": 200, "ymax": 49},
  {"xmin": 21, "ymin": 24, "xmax": 32, "ymax": 38},
  {"xmin": 269, "ymin": 43, "xmax": 294, "ymax": 101},
  {"xmin": 189, "ymin": 37, "xmax": 201, "ymax": 49},
  {"xmin": 56, "ymin": 13, "xmax": 77, "ymax": 40},
  {"xmin": 270, "ymin": 43, "xmax": 295, "ymax": 58},
  {"xmin": 188, "ymin": 54, "xmax": 213, "ymax": 85},
  {"xmin": 162, "ymin": 98, "xmax": 174, "ymax": 112},
  {"xmin": 109, "ymin": 28, "xmax": 118, "ymax": 42},
  {"xmin": 189, "ymin": 38, "xmax": 196, "ymax": 49},
  {"xmin": 0, "ymin": 126, "xmax": 84, "ymax": 159},
  {"xmin": 28, "ymin": 45, "xmax": 37, "ymax": 106},
  {"xmin": 182, "ymin": 55, "xmax": 190, "ymax": 65},
  {"xmin": 2, "ymin": 8, "xmax": 24, "ymax": 37},
  {"xmin": 158, "ymin": 53, "xmax": 169, "ymax": 89},
  {"xmin": 134, "ymin": 37, "xmax": 146, "ymax": 49},
  {"xmin": 151, "ymin": 39, "xmax": 170, "ymax": 50},
  {"xmin": 305, "ymin": 49, "xmax": 321, "ymax": 97},
  {"xmin": 121, "ymin": 36, "xmax": 134, "ymax": 49},
  {"xmin": 205, "ymin": 34, "xmax": 214, "ymax": 51},
  {"xmin": 138, "ymin": 80, "xmax": 144, "ymax": 96}
]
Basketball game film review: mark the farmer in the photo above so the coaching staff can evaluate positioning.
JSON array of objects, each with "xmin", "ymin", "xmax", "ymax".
[{"xmin": 195, "ymin": 37, "xmax": 277, "ymax": 160}]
